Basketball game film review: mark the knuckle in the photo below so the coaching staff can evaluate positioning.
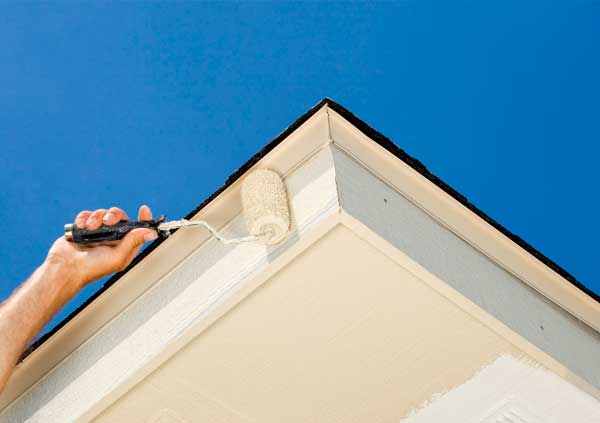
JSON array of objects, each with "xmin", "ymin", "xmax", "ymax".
[
  {"xmin": 116, "ymin": 255, "xmax": 130, "ymax": 272},
  {"xmin": 76, "ymin": 210, "xmax": 91, "ymax": 219},
  {"xmin": 131, "ymin": 236, "xmax": 144, "ymax": 249},
  {"xmin": 75, "ymin": 211, "xmax": 91, "ymax": 226},
  {"xmin": 91, "ymin": 208, "xmax": 107, "ymax": 217},
  {"xmin": 109, "ymin": 206, "xmax": 127, "ymax": 221},
  {"xmin": 85, "ymin": 209, "xmax": 106, "ymax": 229},
  {"xmin": 123, "ymin": 234, "xmax": 141, "ymax": 251},
  {"xmin": 83, "ymin": 211, "xmax": 104, "ymax": 230}
]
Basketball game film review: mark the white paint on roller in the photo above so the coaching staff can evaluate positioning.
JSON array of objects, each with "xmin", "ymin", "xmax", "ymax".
[
  {"xmin": 158, "ymin": 168, "xmax": 291, "ymax": 245},
  {"xmin": 400, "ymin": 355, "xmax": 600, "ymax": 423},
  {"xmin": 241, "ymin": 168, "xmax": 290, "ymax": 244}
]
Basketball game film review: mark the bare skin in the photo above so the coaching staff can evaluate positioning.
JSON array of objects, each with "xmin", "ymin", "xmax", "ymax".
[{"xmin": 0, "ymin": 205, "xmax": 158, "ymax": 393}]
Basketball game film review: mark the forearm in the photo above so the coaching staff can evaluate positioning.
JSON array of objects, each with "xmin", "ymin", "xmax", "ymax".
[
  {"xmin": 0, "ymin": 205, "xmax": 155, "ymax": 394},
  {"xmin": 0, "ymin": 257, "xmax": 80, "ymax": 392}
]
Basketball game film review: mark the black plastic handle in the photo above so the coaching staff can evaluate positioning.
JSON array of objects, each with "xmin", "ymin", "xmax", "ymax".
[{"xmin": 65, "ymin": 215, "xmax": 166, "ymax": 244}]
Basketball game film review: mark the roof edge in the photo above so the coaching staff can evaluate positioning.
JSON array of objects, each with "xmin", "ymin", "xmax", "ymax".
[
  {"xmin": 20, "ymin": 98, "xmax": 331, "ymax": 361},
  {"xmin": 324, "ymin": 99, "xmax": 599, "ymax": 304},
  {"xmin": 21, "ymin": 97, "xmax": 598, "ymax": 362}
]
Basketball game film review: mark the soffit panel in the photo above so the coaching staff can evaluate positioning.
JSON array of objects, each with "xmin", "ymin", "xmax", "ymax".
[{"xmin": 94, "ymin": 225, "xmax": 524, "ymax": 423}]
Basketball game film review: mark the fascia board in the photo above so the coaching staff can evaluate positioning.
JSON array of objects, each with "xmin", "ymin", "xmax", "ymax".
[
  {"xmin": 327, "ymin": 107, "xmax": 600, "ymax": 332},
  {"xmin": 0, "ymin": 108, "xmax": 333, "ymax": 417}
]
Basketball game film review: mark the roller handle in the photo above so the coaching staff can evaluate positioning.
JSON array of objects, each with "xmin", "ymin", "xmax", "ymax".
[{"xmin": 64, "ymin": 215, "xmax": 166, "ymax": 244}]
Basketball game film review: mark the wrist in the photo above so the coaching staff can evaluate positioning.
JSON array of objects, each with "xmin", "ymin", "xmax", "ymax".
[{"xmin": 43, "ymin": 252, "xmax": 83, "ymax": 299}]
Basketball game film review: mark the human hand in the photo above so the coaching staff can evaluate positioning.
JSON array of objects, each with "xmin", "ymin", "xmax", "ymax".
[{"xmin": 46, "ymin": 205, "xmax": 158, "ymax": 292}]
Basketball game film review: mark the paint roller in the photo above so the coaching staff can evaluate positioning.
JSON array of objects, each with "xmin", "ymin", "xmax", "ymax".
[{"xmin": 64, "ymin": 169, "xmax": 291, "ymax": 246}]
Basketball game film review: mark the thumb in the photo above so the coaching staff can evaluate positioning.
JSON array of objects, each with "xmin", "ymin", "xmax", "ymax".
[{"xmin": 115, "ymin": 228, "xmax": 158, "ymax": 262}]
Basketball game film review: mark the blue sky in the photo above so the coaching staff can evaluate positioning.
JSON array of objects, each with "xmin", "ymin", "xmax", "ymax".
[{"xmin": 1, "ymin": 3, "xmax": 599, "ymax": 338}]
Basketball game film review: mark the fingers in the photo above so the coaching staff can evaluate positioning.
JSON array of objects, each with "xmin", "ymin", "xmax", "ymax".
[
  {"xmin": 75, "ymin": 211, "xmax": 92, "ymax": 228},
  {"xmin": 138, "ymin": 205, "xmax": 152, "ymax": 221},
  {"xmin": 102, "ymin": 207, "xmax": 129, "ymax": 225},
  {"xmin": 75, "ymin": 206, "xmax": 132, "ymax": 230},
  {"xmin": 67, "ymin": 204, "xmax": 157, "ymax": 284},
  {"xmin": 84, "ymin": 209, "xmax": 107, "ymax": 230}
]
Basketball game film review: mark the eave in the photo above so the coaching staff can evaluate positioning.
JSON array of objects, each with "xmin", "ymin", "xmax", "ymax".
[{"xmin": 2, "ymin": 99, "xmax": 598, "ymax": 422}]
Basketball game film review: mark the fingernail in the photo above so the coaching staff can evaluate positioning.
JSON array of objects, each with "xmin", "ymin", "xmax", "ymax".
[
  {"xmin": 144, "ymin": 232, "xmax": 158, "ymax": 242},
  {"xmin": 103, "ymin": 213, "xmax": 114, "ymax": 223},
  {"xmin": 87, "ymin": 217, "xmax": 97, "ymax": 227}
]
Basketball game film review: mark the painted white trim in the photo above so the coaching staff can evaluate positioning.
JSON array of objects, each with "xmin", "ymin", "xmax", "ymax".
[{"xmin": 328, "ymin": 107, "xmax": 600, "ymax": 332}]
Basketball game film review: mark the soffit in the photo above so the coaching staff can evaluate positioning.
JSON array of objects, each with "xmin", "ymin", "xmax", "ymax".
[{"xmin": 93, "ymin": 225, "xmax": 528, "ymax": 423}]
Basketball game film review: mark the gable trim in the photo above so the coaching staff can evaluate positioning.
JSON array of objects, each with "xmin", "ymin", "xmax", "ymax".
[
  {"xmin": 327, "ymin": 108, "xmax": 600, "ymax": 332},
  {"xmin": 325, "ymin": 100, "xmax": 598, "ymax": 305},
  {"xmin": 20, "ymin": 98, "xmax": 598, "ymax": 367}
]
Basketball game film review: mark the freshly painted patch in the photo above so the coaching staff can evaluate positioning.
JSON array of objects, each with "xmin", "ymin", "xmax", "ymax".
[{"xmin": 401, "ymin": 355, "xmax": 600, "ymax": 422}]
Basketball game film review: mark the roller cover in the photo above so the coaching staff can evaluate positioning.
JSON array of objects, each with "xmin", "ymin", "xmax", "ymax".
[{"xmin": 241, "ymin": 169, "xmax": 291, "ymax": 245}]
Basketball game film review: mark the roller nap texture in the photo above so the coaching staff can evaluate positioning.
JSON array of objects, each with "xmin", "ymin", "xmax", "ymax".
[{"xmin": 241, "ymin": 169, "xmax": 290, "ymax": 245}]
